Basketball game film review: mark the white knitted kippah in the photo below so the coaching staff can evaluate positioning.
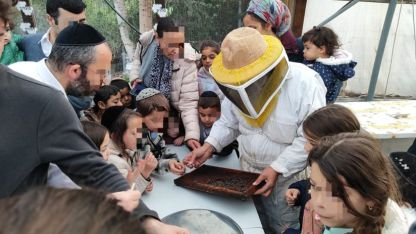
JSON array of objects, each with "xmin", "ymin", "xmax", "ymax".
[{"xmin": 136, "ymin": 88, "xmax": 161, "ymax": 101}]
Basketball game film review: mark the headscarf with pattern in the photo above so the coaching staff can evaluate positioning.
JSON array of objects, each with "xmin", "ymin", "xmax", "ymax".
[{"xmin": 246, "ymin": 0, "xmax": 291, "ymax": 37}]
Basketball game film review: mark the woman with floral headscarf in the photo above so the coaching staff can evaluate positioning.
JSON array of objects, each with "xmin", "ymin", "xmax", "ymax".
[{"xmin": 244, "ymin": 0, "xmax": 303, "ymax": 62}]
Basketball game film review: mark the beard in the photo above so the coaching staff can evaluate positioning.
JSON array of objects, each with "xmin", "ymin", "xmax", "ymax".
[{"xmin": 66, "ymin": 67, "xmax": 94, "ymax": 97}]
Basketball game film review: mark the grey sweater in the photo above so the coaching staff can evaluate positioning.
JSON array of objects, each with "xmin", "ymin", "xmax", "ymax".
[{"xmin": 0, "ymin": 65, "xmax": 157, "ymax": 219}]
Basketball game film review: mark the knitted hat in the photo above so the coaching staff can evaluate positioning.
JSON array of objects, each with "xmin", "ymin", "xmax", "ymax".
[
  {"xmin": 101, "ymin": 106, "xmax": 126, "ymax": 132},
  {"xmin": 390, "ymin": 152, "xmax": 416, "ymax": 187},
  {"xmin": 136, "ymin": 88, "xmax": 161, "ymax": 101},
  {"xmin": 55, "ymin": 23, "xmax": 106, "ymax": 46},
  {"xmin": 246, "ymin": 0, "xmax": 291, "ymax": 37}
]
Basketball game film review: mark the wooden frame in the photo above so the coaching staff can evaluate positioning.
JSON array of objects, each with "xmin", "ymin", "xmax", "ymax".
[{"xmin": 285, "ymin": 0, "xmax": 308, "ymax": 37}]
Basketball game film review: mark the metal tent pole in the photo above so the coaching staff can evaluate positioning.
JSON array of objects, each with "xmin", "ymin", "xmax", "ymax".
[
  {"xmin": 318, "ymin": 0, "xmax": 361, "ymax": 27},
  {"xmin": 367, "ymin": 0, "xmax": 397, "ymax": 101}
]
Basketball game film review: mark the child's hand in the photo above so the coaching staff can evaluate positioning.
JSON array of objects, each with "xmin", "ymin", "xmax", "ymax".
[
  {"xmin": 169, "ymin": 160, "xmax": 186, "ymax": 175},
  {"xmin": 286, "ymin": 188, "xmax": 300, "ymax": 206},
  {"xmin": 139, "ymin": 152, "xmax": 158, "ymax": 179},
  {"xmin": 173, "ymin": 136, "xmax": 185, "ymax": 146},
  {"xmin": 186, "ymin": 139, "xmax": 201, "ymax": 150},
  {"xmin": 145, "ymin": 181, "xmax": 153, "ymax": 192},
  {"xmin": 126, "ymin": 169, "xmax": 136, "ymax": 184}
]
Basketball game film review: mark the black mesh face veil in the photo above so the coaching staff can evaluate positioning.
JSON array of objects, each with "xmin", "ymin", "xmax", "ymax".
[{"xmin": 214, "ymin": 54, "xmax": 288, "ymax": 119}]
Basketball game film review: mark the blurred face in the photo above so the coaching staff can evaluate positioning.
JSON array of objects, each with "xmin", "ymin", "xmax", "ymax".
[
  {"xmin": 86, "ymin": 43, "xmax": 112, "ymax": 91},
  {"xmin": 3, "ymin": 22, "xmax": 10, "ymax": 45},
  {"xmin": 119, "ymin": 87, "xmax": 133, "ymax": 107},
  {"xmin": 100, "ymin": 132, "xmax": 110, "ymax": 161},
  {"xmin": 243, "ymin": 14, "xmax": 273, "ymax": 36},
  {"xmin": 304, "ymin": 133, "xmax": 318, "ymax": 153},
  {"xmin": 104, "ymin": 92, "xmax": 122, "ymax": 109},
  {"xmin": 157, "ymin": 31, "xmax": 184, "ymax": 60},
  {"xmin": 67, "ymin": 44, "xmax": 112, "ymax": 96},
  {"xmin": 201, "ymin": 47, "xmax": 217, "ymax": 70},
  {"xmin": 143, "ymin": 110, "xmax": 167, "ymax": 132},
  {"xmin": 0, "ymin": 19, "xmax": 7, "ymax": 56},
  {"xmin": 198, "ymin": 107, "xmax": 220, "ymax": 128},
  {"xmin": 167, "ymin": 116, "xmax": 180, "ymax": 138},
  {"xmin": 48, "ymin": 8, "xmax": 86, "ymax": 38},
  {"xmin": 122, "ymin": 116, "xmax": 142, "ymax": 150},
  {"xmin": 303, "ymin": 41, "xmax": 327, "ymax": 61},
  {"xmin": 310, "ymin": 162, "xmax": 369, "ymax": 228}
]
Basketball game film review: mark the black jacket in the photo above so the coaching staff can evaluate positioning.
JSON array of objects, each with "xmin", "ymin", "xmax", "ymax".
[
  {"xmin": 0, "ymin": 65, "xmax": 157, "ymax": 219},
  {"xmin": 288, "ymin": 179, "xmax": 311, "ymax": 231}
]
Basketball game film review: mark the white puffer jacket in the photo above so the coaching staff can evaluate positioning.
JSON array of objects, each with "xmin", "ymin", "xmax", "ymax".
[
  {"xmin": 206, "ymin": 63, "xmax": 327, "ymax": 176},
  {"xmin": 107, "ymin": 140, "xmax": 150, "ymax": 194},
  {"xmin": 129, "ymin": 30, "xmax": 200, "ymax": 141}
]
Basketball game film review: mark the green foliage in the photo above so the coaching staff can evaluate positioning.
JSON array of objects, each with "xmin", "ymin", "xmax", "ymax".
[
  {"xmin": 166, "ymin": 0, "xmax": 249, "ymax": 50},
  {"xmin": 13, "ymin": 0, "xmax": 249, "ymax": 70},
  {"xmin": 84, "ymin": 0, "xmax": 120, "ymax": 55},
  {"xmin": 83, "ymin": 0, "xmax": 140, "ymax": 60},
  {"xmin": 20, "ymin": 0, "xmax": 140, "ymax": 61},
  {"xmin": 11, "ymin": 0, "xmax": 48, "ymax": 34}
]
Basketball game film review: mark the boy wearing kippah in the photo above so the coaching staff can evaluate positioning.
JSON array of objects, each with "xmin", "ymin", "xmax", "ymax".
[{"xmin": 136, "ymin": 88, "xmax": 186, "ymax": 175}]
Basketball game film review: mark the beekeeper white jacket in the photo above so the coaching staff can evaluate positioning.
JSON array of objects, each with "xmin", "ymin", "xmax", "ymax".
[{"xmin": 206, "ymin": 62, "xmax": 327, "ymax": 177}]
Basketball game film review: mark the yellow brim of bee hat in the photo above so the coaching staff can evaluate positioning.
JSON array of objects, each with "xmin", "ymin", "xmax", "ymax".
[{"xmin": 211, "ymin": 28, "xmax": 284, "ymax": 86}]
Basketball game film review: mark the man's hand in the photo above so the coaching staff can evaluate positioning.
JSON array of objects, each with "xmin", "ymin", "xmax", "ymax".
[
  {"xmin": 108, "ymin": 190, "xmax": 141, "ymax": 213},
  {"xmin": 142, "ymin": 218, "xmax": 190, "ymax": 234},
  {"xmin": 183, "ymin": 143, "xmax": 214, "ymax": 168},
  {"xmin": 285, "ymin": 188, "xmax": 300, "ymax": 206},
  {"xmin": 186, "ymin": 139, "xmax": 201, "ymax": 150},
  {"xmin": 253, "ymin": 166, "xmax": 279, "ymax": 196}
]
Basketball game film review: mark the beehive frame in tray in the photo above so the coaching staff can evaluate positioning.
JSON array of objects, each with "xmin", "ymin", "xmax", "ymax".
[{"xmin": 174, "ymin": 165, "xmax": 262, "ymax": 199}]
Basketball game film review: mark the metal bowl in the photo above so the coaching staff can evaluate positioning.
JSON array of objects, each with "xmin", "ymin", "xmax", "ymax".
[{"xmin": 162, "ymin": 209, "xmax": 243, "ymax": 234}]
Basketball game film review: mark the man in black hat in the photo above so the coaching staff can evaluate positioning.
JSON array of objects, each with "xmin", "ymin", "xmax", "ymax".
[
  {"xmin": 10, "ymin": 23, "xmax": 111, "ymax": 97},
  {"xmin": 3, "ymin": 23, "xmax": 189, "ymax": 233},
  {"xmin": 9, "ymin": 23, "xmax": 113, "ymax": 191},
  {"xmin": 18, "ymin": 0, "xmax": 90, "ymax": 117}
]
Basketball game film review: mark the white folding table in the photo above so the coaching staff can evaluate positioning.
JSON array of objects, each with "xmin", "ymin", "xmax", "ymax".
[
  {"xmin": 141, "ymin": 145, "xmax": 264, "ymax": 234},
  {"xmin": 338, "ymin": 100, "xmax": 416, "ymax": 154}
]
